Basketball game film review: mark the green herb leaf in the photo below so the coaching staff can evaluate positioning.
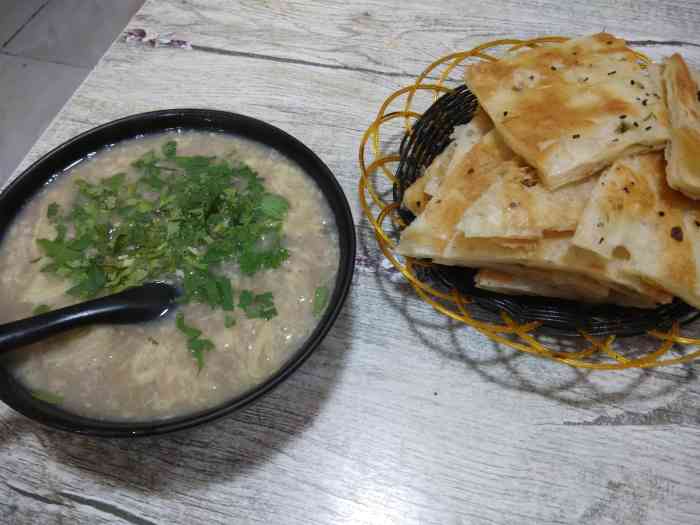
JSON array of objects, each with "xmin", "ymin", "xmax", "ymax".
[
  {"xmin": 217, "ymin": 276, "xmax": 234, "ymax": 311},
  {"xmin": 176, "ymin": 312, "xmax": 215, "ymax": 370},
  {"xmin": 33, "ymin": 304, "xmax": 51, "ymax": 315},
  {"xmin": 239, "ymin": 290, "xmax": 277, "ymax": 320},
  {"xmin": 47, "ymin": 202, "xmax": 60, "ymax": 220},
  {"xmin": 162, "ymin": 140, "xmax": 177, "ymax": 159},
  {"xmin": 224, "ymin": 314, "xmax": 236, "ymax": 328},
  {"xmin": 31, "ymin": 389, "xmax": 64, "ymax": 404},
  {"xmin": 104, "ymin": 172, "xmax": 126, "ymax": 190},
  {"xmin": 259, "ymin": 193, "xmax": 289, "ymax": 219},
  {"xmin": 238, "ymin": 289, "xmax": 253, "ymax": 310},
  {"xmin": 313, "ymin": 286, "xmax": 330, "ymax": 316},
  {"xmin": 188, "ymin": 338, "xmax": 215, "ymax": 352},
  {"xmin": 176, "ymin": 312, "xmax": 202, "ymax": 339},
  {"xmin": 186, "ymin": 334, "xmax": 215, "ymax": 372}
]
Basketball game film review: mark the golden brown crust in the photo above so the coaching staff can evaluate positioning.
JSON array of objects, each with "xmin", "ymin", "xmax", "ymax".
[
  {"xmin": 663, "ymin": 53, "xmax": 700, "ymax": 199},
  {"xmin": 402, "ymin": 108, "xmax": 494, "ymax": 215},
  {"xmin": 438, "ymin": 233, "xmax": 671, "ymax": 305},
  {"xmin": 465, "ymin": 33, "xmax": 669, "ymax": 189},
  {"xmin": 475, "ymin": 265, "xmax": 612, "ymax": 302},
  {"xmin": 458, "ymin": 163, "xmax": 596, "ymax": 239},
  {"xmin": 573, "ymin": 152, "xmax": 700, "ymax": 308},
  {"xmin": 397, "ymin": 131, "xmax": 513, "ymax": 258}
]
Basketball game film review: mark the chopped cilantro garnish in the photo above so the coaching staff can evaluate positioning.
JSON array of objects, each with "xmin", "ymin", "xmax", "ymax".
[
  {"xmin": 31, "ymin": 389, "xmax": 64, "ymax": 404},
  {"xmin": 224, "ymin": 315, "xmax": 236, "ymax": 328},
  {"xmin": 162, "ymin": 140, "xmax": 177, "ymax": 159},
  {"xmin": 217, "ymin": 276, "xmax": 235, "ymax": 311},
  {"xmin": 33, "ymin": 304, "xmax": 51, "ymax": 315},
  {"xmin": 36, "ymin": 139, "xmax": 290, "ymax": 370},
  {"xmin": 176, "ymin": 311, "xmax": 202, "ymax": 339},
  {"xmin": 47, "ymin": 202, "xmax": 60, "ymax": 220},
  {"xmin": 239, "ymin": 290, "xmax": 277, "ymax": 320},
  {"xmin": 176, "ymin": 312, "xmax": 214, "ymax": 371},
  {"xmin": 313, "ymin": 286, "xmax": 330, "ymax": 317},
  {"xmin": 259, "ymin": 194, "xmax": 289, "ymax": 219}
]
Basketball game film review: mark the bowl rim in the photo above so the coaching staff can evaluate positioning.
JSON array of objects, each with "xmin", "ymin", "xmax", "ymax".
[{"xmin": 0, "ymin": 108, "xmax": 356, "ymax": 437}]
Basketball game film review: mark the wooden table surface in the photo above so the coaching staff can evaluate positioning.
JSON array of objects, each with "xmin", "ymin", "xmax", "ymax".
[{"xmin": 4, "ymin": 1, "xmax": 700, "ymax": 523}]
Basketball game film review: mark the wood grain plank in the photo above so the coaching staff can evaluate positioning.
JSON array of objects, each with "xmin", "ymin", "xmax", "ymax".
[{"xmin": 127, "ymin": 0, "xmax": 700, "ymax": 77}]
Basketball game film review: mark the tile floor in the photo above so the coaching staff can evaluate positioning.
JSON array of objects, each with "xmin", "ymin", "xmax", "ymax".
[{"xmin": 0, "ymin": 0, "xmax": 145, "ymax": 184}]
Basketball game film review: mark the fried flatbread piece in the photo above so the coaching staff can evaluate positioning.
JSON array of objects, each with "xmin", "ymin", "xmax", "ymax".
[
  {"xmin": 465, "ymin": 33, "xmax": 670, "ymax": 189},
  {"xmin": 403, "ymin": 108, "xmax": 493, "ymax": 215},
  {"xmin": 457, "ymin": 165, "xmax": 596, "ymax": 239},
  {"xmin": 438, "ymin": 233, "xmax": 671, "ymax": 307},
  {"xmin": 662, "ymin": 53, "xmax": 700, "ymax": 199},
  {"xmin": 474, "ymin": 265, "xmax": 660, "ymax": 308},
  {"xmin": 573, "ymin": 152, "xmax": 700, "ymax": 309},
  {"xmin": 398, "ymin": 130, "xmax": 514, "ymax": 256},
  {"xmin": 475, "ymin": 265, "xmax": 611, "ymax": 302}
]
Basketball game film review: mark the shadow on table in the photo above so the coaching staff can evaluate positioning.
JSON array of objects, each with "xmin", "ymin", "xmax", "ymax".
[
  {"xmin": 357, "ymin": 218, "xmax": 700, "ymax": 410},
  {"xmin": 0, "ymin": 293, "xmax": 355, "ymax": 493}
]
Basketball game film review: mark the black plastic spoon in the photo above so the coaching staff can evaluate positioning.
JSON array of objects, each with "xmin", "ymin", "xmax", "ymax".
[{"xmin": 0, "ymin": 282, "xmax": 178, "ymax": 354}]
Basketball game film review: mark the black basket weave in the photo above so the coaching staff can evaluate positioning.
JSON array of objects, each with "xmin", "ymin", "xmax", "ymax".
[{"xmin": 393, "ymin": 85, "xmax": 700, "ymax": 337}]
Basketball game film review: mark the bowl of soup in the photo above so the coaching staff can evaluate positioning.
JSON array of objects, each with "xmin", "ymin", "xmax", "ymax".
[{"xmin": 0, "ymin": 109, "xmax": 355, "ymax": 436}]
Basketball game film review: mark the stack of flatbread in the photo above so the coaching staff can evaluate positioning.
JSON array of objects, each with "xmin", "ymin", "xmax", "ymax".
[{"xmin": 398, "ymin": 33, "xmax": 700, "ymax": 309}]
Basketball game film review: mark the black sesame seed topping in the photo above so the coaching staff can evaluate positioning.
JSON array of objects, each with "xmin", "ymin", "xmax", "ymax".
[
  {"xmin": 503, "ymin": 111, "xmax": 508, "ymax": 116},
  {"xmin": 634, "ymin": 122, "xmax": 639, "ymax": 127},
  {"xmin": 695, "ymin": 220, "xmax": 700, "ymax": 227},
  {"xmin": 630, "ymin": 80, "xmax": 635, "ymax": 85},
  {"xmin": 645, "ymin": 126, "xmax": 652, "ymax": 131},
  {"xmin": 551, "ymin": 66, "xmax": 557, "ymax": 71},
  {"xmin": 599, "ymin": 237, "xmax": 605, "ymax": 244},
  {"xmin": 671, "ymin": 226, "xmax": 684, "ymax": 242},
  {"xmin": 623, "ymin": 186, "xmax": 630, "ymax": 193},
  {"xmin": 659, "ymin": 211, "xmax": 666, "ymax": 217},
  {"xmin": 572, "ymin": 134, "xmax": 581, "ymax": 139},
  {"xmin": 529, "ymin": 75, "xmax": 535, "ymax": 80},
  {"xmin": 619, "ymin": 115, "xmax": 627, "ymax": 119},
  {"xmin": 642, "ymin": 99, "xmax": 648, "ymax": 106},
  {"xmin": 608, "ymin": 70, "xmax": 617, "ymax": 75}
]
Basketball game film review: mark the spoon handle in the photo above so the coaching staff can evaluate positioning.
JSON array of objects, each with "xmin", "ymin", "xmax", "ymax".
[{"xmin": 0, "ymin": 283, "xmax": 175, "ymax": 353}]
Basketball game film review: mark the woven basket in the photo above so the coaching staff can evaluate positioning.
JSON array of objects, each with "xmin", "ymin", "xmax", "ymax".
[{"xmin": 359, "ymin": 36, "xmax": 700, "ymax": 369}]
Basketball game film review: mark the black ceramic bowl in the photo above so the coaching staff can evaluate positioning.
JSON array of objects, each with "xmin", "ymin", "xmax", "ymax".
[{"xmin": 0, "ymin": 109, "xmax": 355, "ymax": 437}]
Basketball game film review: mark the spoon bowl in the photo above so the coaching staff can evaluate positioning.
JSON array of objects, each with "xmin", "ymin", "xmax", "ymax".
[{"xmin": 0, "ymin": 282, "xmax": 178, "ymax": 354}]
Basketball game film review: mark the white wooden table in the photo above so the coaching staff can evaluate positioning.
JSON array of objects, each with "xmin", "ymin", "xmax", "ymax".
[{"xmin": 4, "ymin": 1, "xmax": 700, "ymax": 523}]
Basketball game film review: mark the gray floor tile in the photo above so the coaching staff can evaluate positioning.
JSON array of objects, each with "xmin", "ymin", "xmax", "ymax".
[
  {"xmin": 0, "ymin": 52, "xmax": 87, "ymax": 184},
  {"xmin": 0, "ymin": 0, "xmax": 48, "ymax": 47},
  {"xmin": 4, "ymin": 0, "xmax": 145, "ymax": 67}
]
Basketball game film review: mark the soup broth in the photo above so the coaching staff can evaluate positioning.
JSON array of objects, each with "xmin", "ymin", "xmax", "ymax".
[{"xmin": 0, "ymin": 131, "xmax": 339, "ymax": 421}]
